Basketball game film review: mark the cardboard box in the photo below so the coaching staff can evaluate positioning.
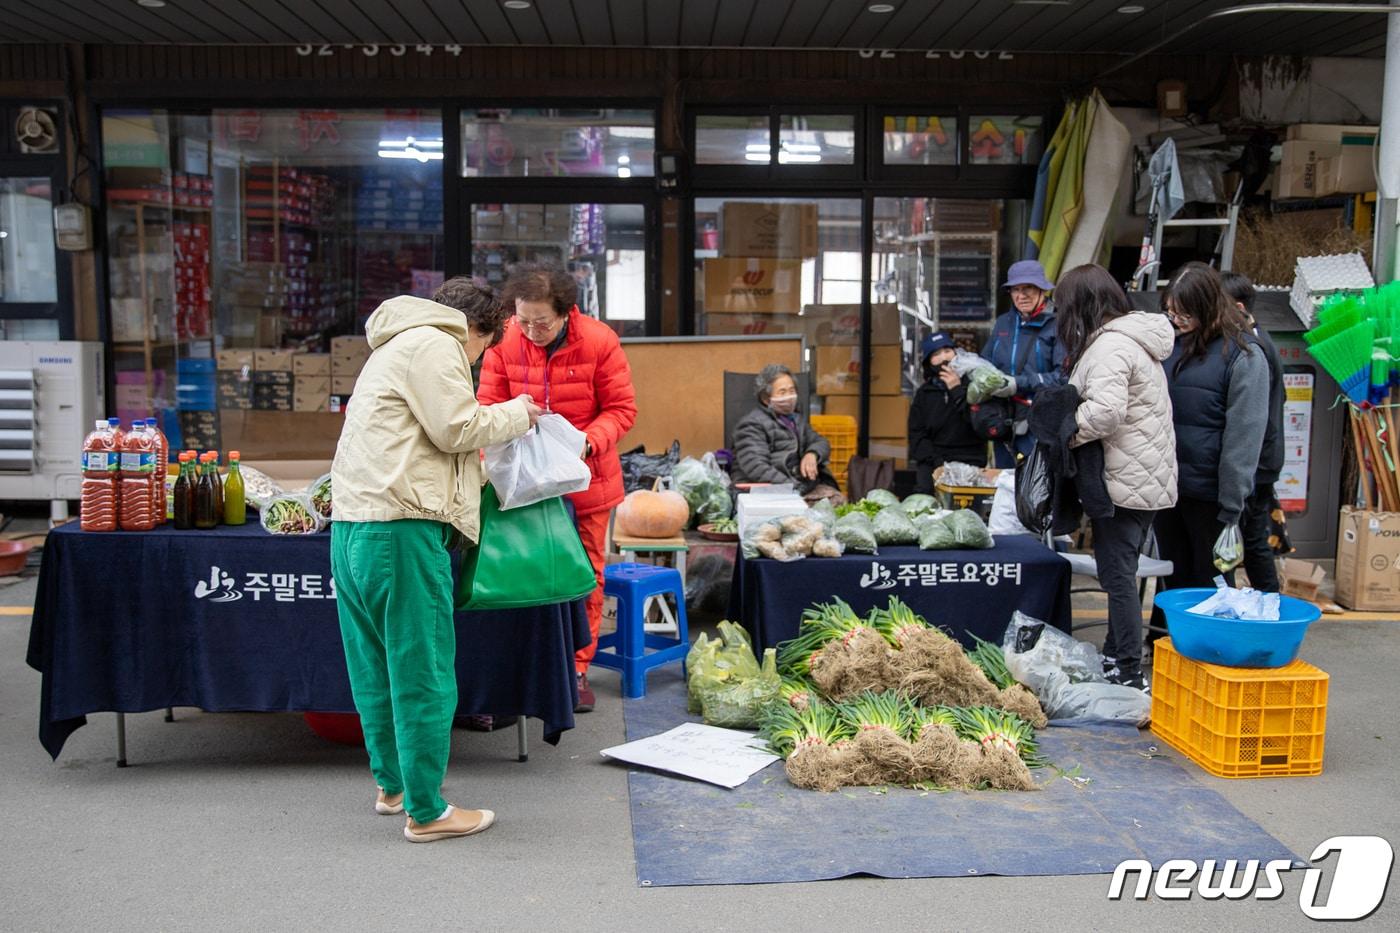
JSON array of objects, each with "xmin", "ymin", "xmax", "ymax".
[
  {"xmin": 1335, "ymin": 507, "xmax": 1400, "ymax": 611},
  {"xmin": 814, "ymin": 345, "xmax": 903, "ymax": 396},
  {"xmin": 332, "ymin": 375, "xmax": 358, "ymax": 396},
  {"xmin": 294, "ymin": 377, "xmax": 331, "ymax": 413},
  {"xmin": 703, "ymin": 258, "xmax": 804, "ymax": 315},
  {"xmin": 703, "ymin": 313, "xmax": 804, "ymax": 337},
  {"xmin": 822, "ymin": 394, "xmax": 910, "ymax": 437},
  {"xmin": 332, "ymin": 354, "xmax": 366, "ymax": 377},
  {"xmin": 216, "ymin": 349, "xmax": 255, "ymax": 372},
  {"xmin": 254, "ymin": 349, "xmax": 296, "ymax": 373},
  {"xmin": 1280, "ymin": 559, "xmax": 1328, "ymax": 603},
  {"xmin": 1286, "ymin": 123, "xmax": 1377, "ymax": 192},
  {"xmin": 253, "ymin": 371, "xmax": 293, "ymax": 387},
  {"xmin": 720, "ymin": 202, "xmax": 819, "ymax": 259},
  {"xmin": 330, "ymin": 336, "xmax": 370, "ymax": 356},
  {"xmin": 867, "ymin": 437, "xmax": 908, "ymax": 469},
  {"xmin": 803, "ymin": 303, "xmax": 901, "ymax": 347},
  {"xmin": 1274, "ymin": 140, "xmax": 1340, "ymax": 199},
  {"xmin": 293, "ymin": 353, "xmax": 331, "ymax": 377}
]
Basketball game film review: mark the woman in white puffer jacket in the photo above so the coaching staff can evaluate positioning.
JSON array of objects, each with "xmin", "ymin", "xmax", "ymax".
[{"xmin": 1057, "ymin": 264, "xmax": 1178, "ymax": 692}]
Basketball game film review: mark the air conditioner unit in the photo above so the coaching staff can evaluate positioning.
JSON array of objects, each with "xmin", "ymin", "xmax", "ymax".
[{"xmin": 0, "ymin": 342, "xmax": 106, "ymax": 521}]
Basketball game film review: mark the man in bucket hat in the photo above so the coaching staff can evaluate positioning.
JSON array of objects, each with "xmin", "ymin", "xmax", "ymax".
[{"xmin": 981, "ymin": 259, "xmax": 1067, "ymax": 467}]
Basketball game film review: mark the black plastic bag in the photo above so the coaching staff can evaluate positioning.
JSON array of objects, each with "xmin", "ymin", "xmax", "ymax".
[
  {"xmin": 619, "ymin": 441, "xmax": 681, "ymax": 493},
  {"xmin": 1014, "ymin": 443, "xmax": 1053, "ymax": 536}
]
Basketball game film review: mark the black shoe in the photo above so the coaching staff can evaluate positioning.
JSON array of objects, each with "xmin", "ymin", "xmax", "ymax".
[
  {"xmin": 575, "ymin": 672, "xmax": 595, "ymax": 713},
  {"xmin": 1106, "ymin": 667, "xmax": 1150, "ymax": 695},
  {"xmin": 1102, "ymin": 655, "xmax": 1119, "ymax": 678},
  {"xmin": 458, "ymin": 714, "xmax": 519, "ymax": 732}
]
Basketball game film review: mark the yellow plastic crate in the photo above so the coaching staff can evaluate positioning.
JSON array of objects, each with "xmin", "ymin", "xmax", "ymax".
[
  {"xmin": 1151, "ymin": 638, "xmax": 1328, "ymax": 779},
  {"xmin": 810, "ymin": 414, "xmax": 856, "ymax": 494}
]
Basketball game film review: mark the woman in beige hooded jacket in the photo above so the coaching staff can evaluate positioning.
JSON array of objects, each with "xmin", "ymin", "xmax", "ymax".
[
  {"xmin": 331, "ymin": 279, "xmax": 540, "ymax": 843},
  {"xmin": 1058, "ymin": 264, "xmax": 1177, "ymax": 692}
]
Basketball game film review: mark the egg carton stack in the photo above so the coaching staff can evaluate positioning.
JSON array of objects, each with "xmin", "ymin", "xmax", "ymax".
[{"xmin": 1290, "ymin": 252, "xmax": 1374, "ymax": 329}]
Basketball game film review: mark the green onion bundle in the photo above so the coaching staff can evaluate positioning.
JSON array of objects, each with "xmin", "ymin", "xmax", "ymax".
[
  {"xmin": 907, "ymin": 704, "xmax": 959, "ymax": 741},
  {"xmin": 838, "ymin": 690, "xmax": 915, "ymax": 738},
  {"xmin": 966, "ymin": 634, "xmax": 1016, "ymax": 690},
  {"xmin": 869, "ymin": 596, "xmax": 932, "ymax": 647},
  {"xmin": 776, "ymin": 598, "xmax": 870, "ymax": 678},
  {"xmin": 951, "ymin": 705, "xmax": 1044, "ymax": 768},
  {"xmin": 760, "ymin": 697, "xmax": 852, "ymax": 758}
]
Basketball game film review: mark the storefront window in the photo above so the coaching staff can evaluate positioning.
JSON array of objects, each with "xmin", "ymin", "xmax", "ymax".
[
  {"xmin": 778, "ymin": 115, "xmax": 856, "ymax": 165},
  {"xmin": 460, "ymin": 108, "xmax": 654, "ymax": 178},
  {"xmin": 470, "ymin": 201, "xmax": 648, "ymax": 337},
  {"xmin": 870, "ymin": 196, "xmax": 1030, "ymax": 464},
  {"xmin": 969, "ymin": 115, "xmax": 1044, "ymax": 166},
  {"xmin": 695, "ymin": 115, "xmax": 770, "ymax": 165},
  {"xmin": 0, "ymin": 177, "xmax": 58, "ymax": 303},
  {"xmin": 882, "ymin": 115, "xmax": 958, "ymax": 166},
  {"xmin": 102, "ymin": 107, "xmax": 445, "ymax": 459}
]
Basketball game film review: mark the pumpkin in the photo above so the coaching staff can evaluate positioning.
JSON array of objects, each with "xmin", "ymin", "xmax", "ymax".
[{"xmin": 616, "ymin": 489, "xmax": 690, "ymax": 538}]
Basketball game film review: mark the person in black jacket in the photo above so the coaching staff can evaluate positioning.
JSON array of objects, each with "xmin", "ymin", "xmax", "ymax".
[
  {"xmin": 731, "ymin": 364, "xmax": 844, "ymax": 504},
  {"xmin": 1221, "ymin": 272, "xmax": 1287, "ymax": 591},
  {"xmin": 908, "ymin": 332, "xmax": 986, "ymax": 494}
]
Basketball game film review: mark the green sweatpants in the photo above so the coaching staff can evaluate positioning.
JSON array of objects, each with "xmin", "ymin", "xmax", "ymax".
[{"xmin": 331, "ymin": 519, "xmax": 457, "ymax": 824}]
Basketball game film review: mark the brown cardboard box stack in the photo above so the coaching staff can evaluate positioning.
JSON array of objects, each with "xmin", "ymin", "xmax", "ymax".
[
  {"xmin": 293, "ymin": 354, "xmax": 331, "ymax": 412},
  {"xmin": 807, "ymin": 304, "xmax": 908, "ymax": 467},
  {"xmin": 252, "ymin": 350, "xmax": 295, "ymax": 412},
  {"xmin": 1273, "ymin": 124, "xmax": 1379, "ymax": 199},
  {"xmin": 216, "ymin": 349, "xmax": 255, "ymax": 409},
  {"xmin": 331, "ymin": 336, "xmax": 370, "ymax": 403},
  {"xmin": 701, "ymin": 202, "xmax": 819, "ymax": 320}
]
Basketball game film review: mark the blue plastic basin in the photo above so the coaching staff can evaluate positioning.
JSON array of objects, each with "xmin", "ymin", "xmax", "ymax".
[{"xmin": 1153, "ymin": 588, "xmax": 1321, "ymax": 668}]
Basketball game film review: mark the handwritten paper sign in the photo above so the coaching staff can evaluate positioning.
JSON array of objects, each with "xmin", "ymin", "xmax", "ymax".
[{"xmin": 600, "ymin": 723, "xmax": 780, "ymax": 789}]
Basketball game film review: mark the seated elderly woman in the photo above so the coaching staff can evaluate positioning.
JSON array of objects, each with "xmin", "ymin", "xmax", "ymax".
[{"xmin": 731, "ymin": 364, "xmax": 845, "ymax": 505}]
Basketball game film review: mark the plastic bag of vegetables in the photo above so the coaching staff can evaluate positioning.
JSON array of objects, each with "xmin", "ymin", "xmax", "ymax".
[
  {"xmin": 742, "ymin": 513, "xmax": 825, "ymax": 561},
  {"xmin": 699, "ymin": 646, "xmax": 781, "ymax": 729},
  {"xmin": 917, "ymin": 513, "xmax": 958, "ymax": 550},
  {"xmin": 872, "ymin": 505, "xmax": 918, "ymax": 545},
  {"xmin": 864, "ymin": 488, "xmax": 900, "ymax": 510},
  {"xmin": 260, "ymin": 493, "xmax": 324, "ymax": 535},
  {"xmin": 966, "ymin": 366, "xmax": 1011, "ymax": 404},
  {"xmin": 808, "ymin": 497, "xmax": 837, "ymax": 530},
  {"xmin": 687, "ymin": 621, "xmax": 763, "ymax": 715},
  {"xmin": 672, "ymin": 453, "xmax": 733, "ymax": 527},
  {"xmin": 833, "ymin": 512, "xmax": 878, "ymax": 554},
  {"xmin": 948, "ymin": 508, "xmax": 994, "ymax": 549},
  {"xmin": 902, "ymin": 493, "xmax": 937, "ymax": 518},
  {"xmin": 307, "ymin": 473, "xmax": 333, "ymax": 522}
]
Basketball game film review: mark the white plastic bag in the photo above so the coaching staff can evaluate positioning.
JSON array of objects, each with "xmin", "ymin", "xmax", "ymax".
[
  {"xmin": 989, "ymin": 470, "xmax": 1031, "ymax": 536},
  {"xmin": 1189, "ymin": 584, "xmax": 1281, "ymax": 621},
  {"xmin": 1001, "ymin": 611, "xmax": 1150, "ymax": 724},
  {"xmin": 483, "ymin": 413, "xmax": 592, "ymax": 510}
]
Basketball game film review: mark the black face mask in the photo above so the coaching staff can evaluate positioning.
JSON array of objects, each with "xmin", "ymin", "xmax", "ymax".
[{"xmin": 923, "ymin": 359, "xmax": 946, "ymax": 382}]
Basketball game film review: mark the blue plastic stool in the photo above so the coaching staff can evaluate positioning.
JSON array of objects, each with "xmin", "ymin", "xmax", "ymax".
[{"xmin": 593, "ymin": 562, "xmax": 690, "ymax": 699}]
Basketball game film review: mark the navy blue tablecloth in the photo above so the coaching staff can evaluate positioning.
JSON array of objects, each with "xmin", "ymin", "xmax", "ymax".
[
  {"xmin": 729, "ymin": 535, "xmax": 1073, "ymax": 649},
  {"xmin": 27, "ymin": 522, "xmax": 589, "ymax": 759}
]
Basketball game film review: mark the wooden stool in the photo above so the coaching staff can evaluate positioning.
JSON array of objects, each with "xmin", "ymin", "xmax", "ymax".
[{"xmin": 610, "ymin": 532, "xmax": 689, "ymax": 635}]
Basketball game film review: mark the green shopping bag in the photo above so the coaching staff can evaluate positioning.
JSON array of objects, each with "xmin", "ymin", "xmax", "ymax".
[{"xmin": 455, "ymin": 483, "xmax": 598, "ymax": 610}]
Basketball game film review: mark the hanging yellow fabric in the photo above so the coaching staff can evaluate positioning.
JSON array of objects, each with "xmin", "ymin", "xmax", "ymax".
[{"xmin": 1037, "ymin": 94, "xmax": 1099, "ymax": 280}]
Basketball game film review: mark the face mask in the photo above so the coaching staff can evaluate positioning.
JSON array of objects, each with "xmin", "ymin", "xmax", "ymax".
[{"xmin": 768, "ymin": 394, "xmax": 798, "ymax": 415}]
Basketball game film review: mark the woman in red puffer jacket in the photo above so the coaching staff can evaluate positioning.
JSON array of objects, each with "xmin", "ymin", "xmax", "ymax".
[{"xmin": 477, "ymin": 262, "xmax": 638, "ymax": 713}]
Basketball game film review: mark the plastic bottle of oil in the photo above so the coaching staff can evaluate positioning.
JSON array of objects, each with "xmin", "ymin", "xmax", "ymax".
[{"xmin": 223, "ymin": 451, "xmax": 246, "ymax": 526}]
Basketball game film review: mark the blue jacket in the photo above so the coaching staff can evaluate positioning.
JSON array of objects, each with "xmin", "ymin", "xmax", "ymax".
[{"xmin": 982, "ymin": 306, "xmax": 1068, "ymax": 398}]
